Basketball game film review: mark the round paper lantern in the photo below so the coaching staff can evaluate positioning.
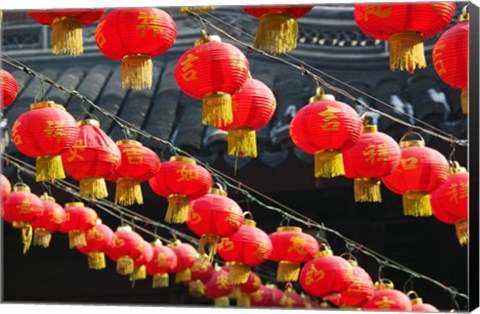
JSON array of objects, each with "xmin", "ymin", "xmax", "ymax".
[
  {"xmin": 250, "ymin": 285, "xmax": 273, "ymax": 307},
  {"xmin": 31, "ymin": 193, "xmax": 66, "ymax": 248},
  {"xmin": 95, "ymin": 8, "xmax": 176, "ymax": 90},
  {"xmin": 11, "ymin": 101, "xmax": 79, "ymax": 182},
  {"xmin": 268, "ymin": 226, "xmax": 319, "ymax": 282},
  {"xmin": 168, "ymin": 240, "xmax": 198, "ymax": 283},
  {"xmin": 105, "ymin": 225, "xmax": 144, "ymax": 275},
  {"xmin": 235, "ymin": 271, "xmax": 262, "ymax": 307},
  {"xmin": 204, "ymin": 267, "xmax": 234, "ymax": 307},
  {"xmin": 279, "ymin": 286, "xmax": 305, "ymax": 308},
  {"xmin": 188, "ymin": 255, "xmax": 214, "ymax": 297},
  {"xmin": 174, "ymin": 32, "xmax": 250, "ymax": 127},
  {"xmin": 149, "ymin": 156, "xmax": 212, "ymax": 224},
  {"xmin": 290, "ymin": 88, "xmax": 363, "ymax": 178},
  {"xmin": 1, "ymin": 69, "xmax": 18, "ymax": 108},
  {"xmin": 433, "ymin": 10, "xmax": 469, "ymax": 113},
  {"xmin": 381, "ymin": 133, "xmax": 449, "ymax": 217},
  {"xmin": 362, "ymin": 279, "xmax": 412, "ymax": 311},
  {"xmin": 1, "ymin": 182, "xmax": 44, "ymax": 254},
  {"xmin": 61, "ymin": 119, "xmax": 121, "ymax": 199},
  {"xmin": 187, "ymin": 187, "xmax": 244, "ymax": 260},
  {"xmin": 216, "ymin": 216, "xmax": 272, "ymax": 284},
  {"xmin": 431, "ymin": 162, "xmax": 469, "ymax": 245},
  {"xmin": 59, "ymin": 202, "xmax": 98, "ymax": 249},
  {"xmin": 354, "ymin": 3, "xmax": 455, "ymax": 72},
  {"xmin": 145, "ymin": 239, "xmax": 177, "ymax": 288},
  {"xmin": 407, "ymin": 291, "xmax": 439, "ymax": 312},
  {"xmin": 77, "ymin": 221, "xmax": 114, "ymax": 270},
  {"xmin": 1, "ymin": 174, "xmax": 12, "ymax": 201},
  {"xmin": 242, "ymin": 6, "xmax": 314, "ymax": 54},
  {"xmin": 343, "ymin": 123, "xmax": 401, "ymax": 203},
  {"xmin": 107, "ymin": 139, "xmax": 161, "ymax": 206},
  {"xmin": 219, "ymin": 77, "xmax": 277, "ymax": 157},
  {"xmin": 129, "ymin": 240, "xmax": 154, "ymax": 286},
  {"xmin": 269, "ymin": 284, "xmax": 287, "ymax": 307}
]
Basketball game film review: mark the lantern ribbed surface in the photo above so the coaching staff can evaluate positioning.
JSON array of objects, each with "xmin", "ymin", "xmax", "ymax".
[
  {"xmin": 59, "ymin": 202, "xmax": 98, "ymax": 249},
  {"xmin": 77, "ymin": 223, "xmax": 115, "ymax": 270},
  {"xmin": 1, "ymin": 69, "xmax": 18, "ymax": 108},
  {"xmin": 31, "ymin": 195, "xmax": 66, "ymax": 248},
  {"xmin": 105, "ymin": 226, "xmax": 144, "ymax": 276},
  {"xmin": 1, "ymin": 174, "xmax": 12, "ymax": 201},
  {"xmin": 362, "ymin": 287, "xmax": 412, "ymax": 311}
]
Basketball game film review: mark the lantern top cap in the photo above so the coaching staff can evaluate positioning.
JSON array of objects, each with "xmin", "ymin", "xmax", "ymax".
[
  {"xmin": 400, "ymin": 132, "xmax": 425, "ymax": 147},
  {"xmin": 244, "ymin": 219, "xmax": 257, "ymax": 226},
  {"xmin": 315, "ymin": 247, "xmax": 333, "ymax": 258},
  {"xmin": 13, "ymin": 182, "xmax": 31, "ymax": 193},
  {"xmin": 195, "ymin": 29, "xmax": 222, "ymax": 46},
  {"xmin": 78, "ymin": 119, "xmax": 100, "ymax": 127},
  {"xmin": 450, "ymin": 161, "xmax": 467, "ymax": 175},
  {"xmin": 96, "ymin": 218, "xmax": 102, "ymax": 225},
  {"xmin": 309, "ymin": 87, "xmax": 335, "ymax": 103},
  {"xmin": 64, "ymin": 201, "xmax": 85, "ymax": 208},
  {"xmin": 340, "ymin": 252, "xmax": 358, "ymax": 266},
  {"xmin": 276, "ymin": 226, "xmax": 302, "ymax": 233},
  {"xmin": 116, "ymin": 225, "xmax": 132, "ymax": 232},
  {"xmin": 30, "ymin": 101, "xmax": 65, "ymax": 111},
  {"xmin": 374, "ymin": 278, "xmax": 394, "ymax": 290},
  {"xmin": 170, "ymin": 156, "xmax": 196, "ymax": 164},
  {"xmin": 40, "ymin": 192, "xmax": 55, "ymax": 202},
  {"xmin": 116, "ymin": 139, "xmax": 142, "ymax": 146},
  {"xmin": 209, "ymin": 187, "xmax": 228, "ymax": 196},
  {"xmin": 363, "ymin": 124, "xmax": 377, "ymax": 133},
  {"xmin": 406, "ymin": 291, "xmax": 423, "ymax": 305},
  {"xmin": 151, "ymin": 239, "xmax": 163, "ymax": 247}
]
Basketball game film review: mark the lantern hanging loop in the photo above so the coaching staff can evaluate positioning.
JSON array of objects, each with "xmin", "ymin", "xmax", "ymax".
[
  {"xmin": 402, "ymin": 275, "xmax": 415, "ymax": 293},
  {"xmin": 460, "ymin": 5, "xmax": 469, "ymax": 22},
  {"xmin": 399, "ymin": 131, "xmax": 425, "ymax": 147},
  {"xmin": 314, "ymin": 231, "xmax": 331, "ymax": 248},
  {"xmin": 377, "ymin": 262, "xmax": 389, "ymax": 281},
  {"xmin": 448, "ymin": 286, "xmax": 460, "ymax": 311},
  {"xmin": 16, "ymin": 168, "xmax": 24, "ymax": 183},
  {"xmin": 375, "ymin": 278, "xmax": 395, "ymax": 290},
  {"xmin": 339, "ymin": 252, "xmax": 358, "ymax": 265},
  {"xmin": 243, "ymin": 211, "xmax": 254, "ymax": 220},
  {"xmin": 214, "ymin": 182, "xmax": 225, "ymax": 193},
  {"xmin": 76, "ymin": 110, "xmax": 99, "ymax": 123},
  {"xmin": 279, "ymin": 215, "xmax": 291, "ymax": 226},
  {"xmin": 345, "ymin": 241, "xmax": 357, "ymax": 254},
  {"xmin": 285, "ymin": 282, "xmax": 293, "ymax": 290}
]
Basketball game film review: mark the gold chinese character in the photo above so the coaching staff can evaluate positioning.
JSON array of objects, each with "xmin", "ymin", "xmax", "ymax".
[
  {"xmin": 191, "ymin": 259, "xmax": 208, "ymax": 272},
  {"xmin": 225, "ymin": 207, "xmax": 241, "ymax": 228},
  {"xmin": 67, "ymin": 139, "xmax": 86, "ymax": 162},
  {"xmin": 11, "ymin": 120, "xmax": 23, "ymax": 146},
  {"xmin": 230, "ymin": 52, "xmax": 248, "ymax": 71},
  {"xmin": 318, "ymin": 106, "xmax": 341, "ymax": 131},
  {"xmin": 374, "ymin": 296, "xmax": 396, "ymax": 309},
  {"xmin": 156, "ymin": 252, "xmax": 169, "ymax": 267},
  {"xmin": 252, "ymin": 289, "xmax": 264, "ymax": 302},
  {"xmin": 136, "ymin": 11, "xmax": 164, "ymax": 38},
  {"xmin": 95, "ymin": 20, "xmax": 107, "ymax": 48},
  {"xmin": 254, "ymin": 240, "xmax": 270, "ymax": 260},
  {"xmin": 122, "ymin": 147, "xmax": 145, "ymax": 165},
  {"xmin": 364, "ymin": 5, "xmax": 392, "ymax": 22},
  {"xmin": 188, "ymin": 208, "xmax": 202, "ymax": 224},
  {"xmin": 176, "ymin": 165, "xmax": 199, "ymax": 182},
  {"xmin": 16, "ymin": 198, "xmax": 33, "ymax": 214},
  {"xmin": 305, "ymin": 264, "xmax": 325, "ymax": 285},
  {"xmin": 433, "ymin": 43, "xmax": 447, "ymax": 75},
  {"xmin": 287, "ymin": 236, "xmax": 308, "ymax": 255},
  {"xmin": 50, "ymin": 209, "xmax": 64, "ymax": 224},
  {"xmin": 216, "ymin": 274, "xmax": 229, "ymax": 290},
  {"xmin": 44, "ymin": 120, "xmax": 66, "ymax": 144},
  {"xmin": 86, "ymin": 228, "xmax": 105, "ymax": 241},
  {"xmin": 279, "ymin": 294, "xmax": 295, "ymax": 307},
  {"xmin": 400, "ymin": 157, "xmax": 418, "ymax": 170},
  {"xmin": 363, "ymin": 143, "xmax": 389, "ymax": 166},
  {"xmin": 432, "ymin": 3, "xmax": 452, "ymax": 15},
  {"xmin": 113, "ymin": 237, "xmax": 125, "ymax": 248},
  {"xmin": 180, "ymin": 53, "xmax": 199, "ymax": 82},
  {"xmin": 217, "ymin": 238, "xmax": 234, "ymax": 252},
  {"xmin": 459, "ymin": 182, "xmax": 468, "ymax": 200}
]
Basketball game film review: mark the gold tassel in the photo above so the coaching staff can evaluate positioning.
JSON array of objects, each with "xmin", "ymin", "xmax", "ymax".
[
  {"xmin": 237, "ymin": 293, "xmax": 251, "ymax": 307},
  {"xmin": 165, "ymin": 194, "xmax": 190, "ymax": 224},
  {"xmin": 388, "ymin": 31, "xmax": 426, "ymax": 72},
  {"xmin": 198, "ymin": 234, "xmax": 220, "ymax": 263},
  {"xmin": 179, "ymin": 6, "xmax": 216, "ymax": 14},
  {"xmin": 455, "ymin": 218, "xmax": 468, "ymax": 246},
  {"xmin": 121, "ymin": 54, "xmax": 153, "ymax": 90},
  {"xmin": 175, "ymin": 268, "xmax": 192, "ymax": 283},
  {"xmin": 354, "ymin": 178, "xmax": 382, "ymax": 203},
  {"xmin": 13, "ymin": 222, "xmax": 33, "ymax": 254},
  {"xmin": 36, "ymin": 155, "xmax": 65, "ymax": 182},
  {"xmin": 202, "ymin": 92, "xmax": 233, "ymax": 127},
  {"xmin": 229, "ymin": 286, "xmax": 241, "ymax": 299},
  {"xmin": 254, "ymin": 12, "xmax": 298, "ymax": 55},
  {"xmin": 79, "ymin": 176, "xmax": 108, "ymax": 199},
  {"xmin": 33, "ymin": 228, "xmax": 52, "ymax": 248},
  {"xmin": 115, "ymin": 177, "xmax": 143, "ymax": 206},
  {"xmin": 152, "ymin": 273, "xmax": 169, "ymax": 288},
  {"xmin": 461, "ymin": 88, "xmax": 468, "ymax": 114},
  {"xmin": 227, "ymin": 263, "xmax": 251, "ymax": 284},
  {"xmin": 51, "ymin": 16, "xmax": 83, "ymax": 56},
  {"xmin": 402, "ymin": 192, "xmax": 432, "ymax": 217},
  {"xmin": 189, "ymin": 280, "xmax": 206, "ymax": 297},
  {"xmin": 228, "ymin": 128, "xmax": 257, "ymax": 158},
  {"xmin": 116, "ymin": 256, "xmax": 134, "ymax": 275},
  {"xmin": 214, "ymin": 296, "xmax": 230, "ymax": 307},
  {"xmin": 276, "ymin": 261, "xmax": 301, "ymax": 282},
  {"xmin": 314, "ymin": 149, "xmax": 344, "ymax": 178},
  {"xmin": 87, "ymin": 251, "xmax": 106, "ymax": 270},
  {"xmin": 68, "ymin": 230, "xmax": 86, "ymax": 248},
  {"xmin": 130, "ymin": 265, "xmax": 147, "ymax": 284}
]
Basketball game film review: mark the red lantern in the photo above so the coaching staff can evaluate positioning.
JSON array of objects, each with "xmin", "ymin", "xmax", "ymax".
[
  {"xmin": 168, "ymin": 240, "xmax": 198, "ymax": 283},
  {"xmin": 149, "ymin": 156, "xmax": 212, "ymax": 224},
  {"xmin": 1, "ymin": 182, "xmax": 44, "ymax": 254},
  {"xmin": 433, "ymin": 9, "xmax": 469, "ymax": 113},
  {"xmin": 218, "ymin": 77, "xmax": 277, "ymax": 157},
  {"xmin": 31, "ymin": 193, "xmax": 66, "ymax": 248},
  {"xmin": 268, "ymin": 226, "xmax": 319, "ymax": 282},
  {"xmin": 11, "ymin": 101, "xmax": 79, "ymax": 182},
  {"xmin": 431, "ymin": 162, "xmax": 469, "ymax": 245},
  {"xmin": 381, "ymin": 133, "xmax": 449, "ymax": 217},
  {"xmin": 107, "ymin": 139, "xmax": 161, "ymax": 206},
  {"xmin": 1, "ymin": 174, "xmax": 12, "ymax": 201},
  {"xmin": 77, "ymin": 221, "xmax": 115, "ymax": 270},
  {"xmin": 59, "ymin": 202, "xmax": 98, "ymax": 249},
  {"xmin": 235, "ymin": 271, "xmax": 262, "ymax": 307},
  {"xmin": 250, "ymin": 285, "xmax": 273, "ymax": 307},
  {"xmin": 174, "ymin": 32, "xmax": 250, "ymax": 127},
  {"xmin": 95, "ymin": 8, "xmax": 176, "ymax": 90},
  {"xmin": 242, "ymin": 6, "xmax": 314, "ymax": 54},
  {"xmin": 216, "ymin": 216, "xmax": 272, "ymax": 284},
  {"xmin": 279, "ymin": 285, "xmax": 305, "ymax": 308},
  {"xmin": 290, "ymin": 88, "xmax": 363, "ymax": 178},
  {"xmin": 129, "ymin": 240, "xmax": 154, "ymax": 286},
  {"xmin": 354, "ymin": 3, "xmax": 455, "ymax": 72},
  {"xmin": 28, "ymin": 9, "xmax": 106, "ymax": 56},
  {"xmin": 187, "ymin": 188, "xmax": 244, "ymax": 260},
  {"xmin": 188, "ymin": 255, "xmax": 214, "ymax": 297},
  {"xmin": 204, "ymin": 267, "xmax": 234, "ymax": 307},
  {"xmin": 343, "ymin": 123, "xmax": 401, "ymax": 203},
  {"xmin": 105, "ymin": 225, "xmax": 144, "ymax": 275},
  {"xmin": 407, "ymin": 291, "xmax": 439, "ymax": 312},
  {"xmin": 145, "ymin": 239, "xmax": 177, "ymax": 288},
  {"xmin": 362, "ymin": 279, "xmax": 412, "ymax": 311},
  {"xmin": 61, "ymin": 119, "xmax": 121, "ymax": 199},
  {"xmin": 1, "ymin": 69, "xmax": 18, "ymax": 108}
]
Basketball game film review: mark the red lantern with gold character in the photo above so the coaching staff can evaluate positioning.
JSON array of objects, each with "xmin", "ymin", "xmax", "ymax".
[
  {"xmin": 235, "ymin": 271, "xmax": 262, "ymax": 307},
  {"xmin": 31, "ymin": 193, "xmax": 66, "ymax": 248},
  {"xmin": 146, "ymin": 239, "xmax": 177, "ymax": 288},
  {"xmin": 431, "ymin": 162, "xmax": 469, "ymax": 245},
  {"xmin": 1, "ymin": 174, "xmax": 12, "ymax": 201},
  {"xmin": 268, "ymin": 225, "xmax": 319, "ymax": 282},
  {"xmin": 343, "ymin": 123, "xmax": 401, "ymax": 203},
  {"xmin": 77, "ymin": 220, "xmax": 115, "ymax": 270},
  {"xmin": 188, "ymin": 255, "xmax": 214, "ymax": 297},
  {"xmin": 95, "ymin": 8, "xmax": 176, "ymax": 90},
  {"xmin": 149, "ymin": 156, "xmax": 212, "ymax": 224},
  {"xmin": 174, "ymin": 32, "xmax": 250, "ymax": 127},
  {"xmin": 2, "ymin": 182, "xmax": 44, "ymax": 254},
  {"xmin": 11, "ymin": 101, "xmax": 79, "ymax": 182},
  {"xmin": 216, "ymin": 215, "xmax": 272, "ymax": 284},
  {"xmin": 290, "ymin": 88, "xmax": 363, "ymax": 178},
  {"xmin": 61, "ymin": 119, "xmax": 121, "ymax": 199},
  {"xmin": 204, "ymin": 267, "xmax": 234, "ymax": 307},
  {"xmin": 105, "ymin": 225, "xmax": 144, "ymax": 275},
  {"xmin": 361, "ymin": 279, "xmax": 412, "ymax": 311},
  {"xmin": 107, "ymin": 139, "xmax": 161, "ymax": 206},
  {"xmin": 381, "ymin": 133, "xmax": 449, "ymax": 217},
  {"xmin": 59, "ymin": 202, "xmax": 97, "ymax": 249},
  {"xmin": 242, "ymin": 6, "xmax": 314, "ymax": 54},
  {"xmin": 1, "ymin": 69, "xmax": 18, "ymax": 108},
  {"xmin": 169, "ymin": 240, "xmax": 198, "ymax": 283},
  {"xmin": 407, "ymin": 291, "xmax": 439, "ymax": 312},
  {"xmin": 354, "ymin": 3, "xmax": 455, "ymax": 72},
  {"xmin": 129, "ymin": 240, "xmax": 154, "ymax": 286}
]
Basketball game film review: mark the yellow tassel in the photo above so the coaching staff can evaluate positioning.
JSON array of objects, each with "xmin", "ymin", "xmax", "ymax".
[
  {"xmin": 36, "ymin": 155, "xmax": 65, "ymax": 182},
  {"xmin": 130, "ymin": 265, "xmax": 147, "ymax": 281},
  {"xmin": 229, "ymin": 286, "xmax": 241, "ymax": 299},
  {"xmin": 79, "ymin": 176, "xmax": 108, "ymax": 199},
  {"xmin": 227, "ymin": 128, "xmax": 257, "ymax": 158},
  {"xmin": 165, "ymin": 194, "xmax": 190, "ymax": 224},
  {"xmin": 402, "ymin": 192, "xmax": 432, "ymax": 217},
  {"xmin": 13, "ymin": 222, "xmax": 33, "ymax": 254},
  {"xmin": 214, "ymin": 296, "xmax": 230, "ymax": 307},
  {"xmin": 237, "ymin": 293, "xmax": 251, "ymax": 307},
  {"xmin": 116, "ymin": 256, "xmax": 134, "ymax": 275},
  {"xmin": 254, "ymin": 12, "xmax": 298, "ymax": 55},
  {"xmin": 388, "ymin": 31, "xmax": 426, "ymax": 72},
  {"xmin": 461, "ymin": 88, "xmax": 468, "ymax": 114},
  {"xmin": 314, "ymin": 150, "xmax": 344, "ymax": 178},
  {"xmin": 33, "ymin": 228, "xmax": 52, "ymax": 248},
  {"xmin": 87, "ymin": 251, "xmax": 106, "ymax": 270},
  {"xmin": 189, "ymin": 280, "xmax": 206, "ymax": 297},
  {"xmin": 68, "ymin": 230, "xmax": 86, "ymax": 248},
  {"xmin": 175, "ymin": 268, "xmax": 192, "ymax": 283},
  {"xmin": 121, "ymin": 54, "xmax": 153, "ymax": 90},
  {"xmin": 152, "ymin": 273, "xmax": 169, "ymax": 288},
  {"xmin": 51, "ymin": 16, "xmax": 83, "ymax": 56},
  {"xmin": 354, "ymin": 178, "xmax": 382, "ymax": 203},
  {"xmin": 179, "ymin": 6, "xmax": 216, "ymax": 14},
  {"xmin": 202, "ymin": 92, "xmax": 233, "ymax": 127},
  {"xmin": 198, "ymin": 234, "xmax": 220, "ymax": 263},
  {"xmin": 455, "ymin": 218, "xmax": 468, "ymax": 246},
  {"xmin": 115, "ymin": 177, "xmax": 143, "ymax": 206},
  {"xmin": 276, "ymin": 261, "xmax": 301, "ymax": 282},
  {"xmin": 227, "ymin": 263, "xmax": 251, "ymax": 284}
]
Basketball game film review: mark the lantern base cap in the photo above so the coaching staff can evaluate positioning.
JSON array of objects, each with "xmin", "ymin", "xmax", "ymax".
[
  {"xmin": 198, "ymin": 234, "xmax": 220, "ymax": 263},
  {"xmin": 202, "ymin": 92, "xmax": 233, "ymax": 127},
  {"xmin": 175, "ymin": 268, "xmax": 192, "ymax": 283},
  {"xmin": 79, "ymin": 177, "xmax": 108, "ymax": 199},
  {"xmin": 88, "ymin": 251, "xmax": 106, "ymax": 270},
  {"xmin": 456, "ymin": 218, "xmax": 468, "ymax": 246},
  {"xmin": 36, "ymin": 155, "xmax": 66, "ymax": 182},
  {"xmin": 130, "ymin": 265, "xmax": 147, "ymax": 282},
  {"xmin": 461, "ymin": 88, "xmax": 468, "ymax": 114},
  {"xmin": 254, "ymin": 12, "xmax": 298, "ymax": 54},
  {"xmin": 122, "ymin": 54, "xmax": 153, "ymax": 90},
  {"xmin": 165, "ymin": 194, "xmax": 190, "ymax": 224},
  {"xmin": 228, "ymin": 128, "xmax": 257, "ymax": 158},
  {"xmin": 152, "ymin": 273, "xmax": 169, "ymax": 288},
  {"xmin": 315, "ymin": 150, "xmax": 344, "ymax": 178},
  {"xmin": 189, "ymin": 280, "xmax": 205, "ymax": 297},
  {"xmin": 115, "ymin": 177, "xmax": 143, "ymax": 207},
  {"xmin": 214, "ymin": 296, "xmax": 230, "ymax": 307},
  {"xmin": 276, "ymin": 261, "xmax": 301, "ymax": 282},
  {"xmin": 388, "ymin": 31, "xmax": 426, "ymax": 72},
  {"xmin": 354, "ymin": 178, "xmax": 382, "ymax": 203},
  {"xmin": 116, "ymin": 256, "xmax": 134, "ymax": 275},
  {"xmin": 227, "ymin": 263, "xmax": 251, "ymax": 284},
  {"xmin": 51, "ymin": 16, "xmax": 83, "ymax": 56},
  {"xmin": 68, "ymin": 230, "xmax": 87, "ymax": 249},
  {"xmin": 33, "ymin": 228, "xmax": 52, "ymax": 248},
  {"xmin": 403, "ymin": 192, "xmax": 432, "ymax": 217}
]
